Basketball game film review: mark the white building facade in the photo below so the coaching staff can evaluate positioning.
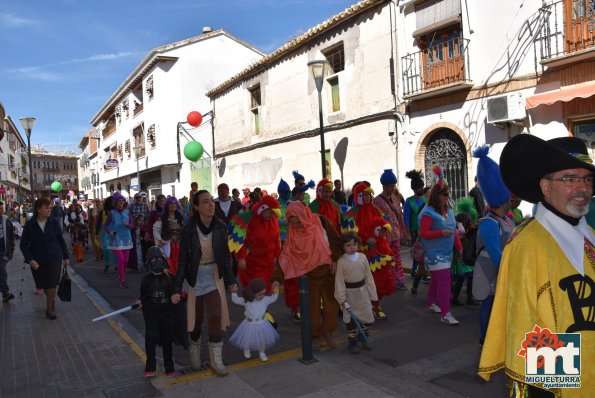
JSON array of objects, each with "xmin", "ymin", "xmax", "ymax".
[
  {"xmin": 88, "ymin": 29, "xmax": 263, "ymax": 201},
  {"xmin": 208, "ymin": 0, "xmax": 595, "ymax": 206},
  {"xmin": 0, "ymin": 103, "xmax": 30, "ymax": 204},
  {"xmin": 208, "ymin": 0, "xmax": 402, "ymax": 196},
  {"xmin": 397, "ymin": 0, "xmax": 595, "ymax": 205}
]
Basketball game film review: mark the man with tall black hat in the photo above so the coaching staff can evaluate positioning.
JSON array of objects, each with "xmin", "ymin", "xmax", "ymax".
[{"xmin": 478, "ymin": 135, "xmax": 595, "ymax": 397}]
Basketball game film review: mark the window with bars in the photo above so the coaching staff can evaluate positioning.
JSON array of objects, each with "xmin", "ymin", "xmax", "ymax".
[
  {"xmin": 125, "ymin": 140, "xmax": 131, "ymax": 158},
  {"xmin": 322, "ymin": 42, "xmax": 345, "ymax": 73},
  {"xmin": 249, "ymin": 85, "xmax": 261, "ymax": 134},
  {"xmin": 133, "ymin": 124, "xmax": 146, "ymax": 156},
  {"xmin": 146, "ymin": 75, "xmax": 154, "ymax": 99},
  {"xmin": 327, "ymin": 76, "xmax": 341, "ymax": 112},
  {"xmin": 147, "ymin": 124, "xmax": 156, "ymax": 148}
]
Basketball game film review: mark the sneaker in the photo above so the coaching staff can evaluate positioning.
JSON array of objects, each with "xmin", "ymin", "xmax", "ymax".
[
  {"xmin": 259, "ymin": 352, "xmax": 268, "ymax": 362},
  {"xmin": 427, "ymin": 303, "xmax": 441, "ymax": 313},
  {"xmin": 441, "ymin": 312, "xmax": 460, "ymax": 326},
  {"xmin": 373, "ymin": 307, "xmax": 388, "ymax": 320},
  {"xmin": 410, "ymin": 287, "xmax": 417, "ymax": 296},
  {"xmin": 290, "ymin": 308, "xmax": 301, "ymax": 323},
  {"xmin": 243, "ymin": 349, "xmax": 251, "ymax": 359},
  {"xmin": 119, "ymin": 281, "xmax": 128, "ymax": 289},
  {"xmin": 165, "ymin": 371, "xmax": 176, "ymax": 377},
  {"xmin": 3, "ymin": 293, "xmax": 15, "ymax": 303},
  {"xmin": 144, "ymin": 371, "xmax": 155, "ymax": 378}
]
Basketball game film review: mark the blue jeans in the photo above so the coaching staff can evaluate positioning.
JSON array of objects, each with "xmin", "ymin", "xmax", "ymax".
[
  {"xmin": 0, "ymin": 258, "xmax": 9, "ymax": 295},
  {"xmin": 479, "ymin": 294, "xmax": 495, "ymax": 344}
]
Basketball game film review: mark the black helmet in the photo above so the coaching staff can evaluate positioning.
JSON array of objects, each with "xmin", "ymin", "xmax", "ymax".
[{"xmin": 146, "ymin": 246, "xmax": 169, "ymax": 272}]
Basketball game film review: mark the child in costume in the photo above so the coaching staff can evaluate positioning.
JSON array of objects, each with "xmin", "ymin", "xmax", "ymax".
[
  {"xmin": 451, "ymin": 197, "xmax": 479, "ymax": 306},
  {"xmin": 364, "ymin": 217, "xmax": 396, "ymax": 308},
  {"xmin": 229, "ymin": 278, "xmax": 280, "ymax": 362},
  {"xmin": 137, "ymin": 247, "xmax": 185, "ymax": 377},
  {"xmin": 335, "ymin": 232, "xmax": 378, "ymax": 354}
]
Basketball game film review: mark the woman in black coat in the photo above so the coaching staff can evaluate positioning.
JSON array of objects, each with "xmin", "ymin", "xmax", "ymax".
[{"xmin": 20, "ymin": 197, "xmax": 70, "ymax": 319}]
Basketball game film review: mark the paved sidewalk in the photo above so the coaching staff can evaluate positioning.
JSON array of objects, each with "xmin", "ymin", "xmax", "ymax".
[
  {"xmin": 2, "ymin": 240, "xmax": 508, "ymax": 398},
  {"xmin": 0, "ymin": 247, "xmax": 154, "ymax": 398}
]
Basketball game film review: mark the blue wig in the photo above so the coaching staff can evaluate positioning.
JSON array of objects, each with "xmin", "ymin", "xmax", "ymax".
[
  {"xmin": 277, "ymin": 178, "xmax": 291, "ymax": 201},
  {"xmin": 473, "ymin": 145, "xmax": 511, "ymax": 208}
]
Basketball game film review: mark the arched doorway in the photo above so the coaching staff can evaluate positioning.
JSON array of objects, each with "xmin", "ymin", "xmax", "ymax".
[{"xmin": 424, "ymin": 128, "xmax": 468, "ymax": 201}]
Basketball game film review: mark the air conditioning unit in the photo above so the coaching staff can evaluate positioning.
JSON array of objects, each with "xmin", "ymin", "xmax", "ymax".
[{"xmin": 486, "ymin": 92, "xmax": 526, "ymax": 124}]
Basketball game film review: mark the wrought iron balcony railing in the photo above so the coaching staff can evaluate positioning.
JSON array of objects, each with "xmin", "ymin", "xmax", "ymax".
[
  {"xmin": 401, "ymin": 37, "xmax": 471, "ymax": 97},
  {"xmin": 537, "ymin": 0, "xmax": 595, "ymax": 61}
]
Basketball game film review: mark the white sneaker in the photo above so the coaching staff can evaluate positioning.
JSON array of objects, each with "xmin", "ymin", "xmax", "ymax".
[
  {"xmin": 243, "ymin": 349, "xmax": 251, "ymax": 359},
  {"xmin": 259, "ymin": 352, "xmax": 268, "ymax": 362},
  {"xmin": 441, "ymin": 312, "xmax": 460, "ymax": 326},
  {"xmin": 427, "ymin": 303, "xmax": 441, "ymax": 314}
]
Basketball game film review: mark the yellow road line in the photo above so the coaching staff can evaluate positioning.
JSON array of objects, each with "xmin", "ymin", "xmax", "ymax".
[
  {"xmin": 70, "ymin": 272, "xmax": 146, "ymax": 363},
  {"xmin": 165, "ymin": 347, "xmax": 302, "ymax": 387}
]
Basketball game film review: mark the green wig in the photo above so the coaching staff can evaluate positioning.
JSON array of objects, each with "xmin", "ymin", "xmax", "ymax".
[{"xmin": 455, "ymin": 197, "xmax": 478, "ymax": 223}]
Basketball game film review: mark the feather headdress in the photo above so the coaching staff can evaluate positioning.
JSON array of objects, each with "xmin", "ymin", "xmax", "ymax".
[{"xmin": 432, "ymin": 164, "xmax": 448, "ymax": 188}]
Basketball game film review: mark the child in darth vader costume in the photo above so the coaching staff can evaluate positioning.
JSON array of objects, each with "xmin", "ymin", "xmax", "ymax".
[{"xmin": 138, "ymin": 246, "xmax": 186, "ymax": 377}]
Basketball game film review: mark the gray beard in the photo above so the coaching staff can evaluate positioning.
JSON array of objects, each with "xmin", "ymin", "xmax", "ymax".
[{"xmin": 565, "ymin": 203, "xmax": 589, "ymax": 218}]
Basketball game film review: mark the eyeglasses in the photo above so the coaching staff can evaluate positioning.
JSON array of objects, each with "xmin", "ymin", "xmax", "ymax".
[{"xmin": 546, "ymin": 175, "xmax": 595, "ymax": 187}]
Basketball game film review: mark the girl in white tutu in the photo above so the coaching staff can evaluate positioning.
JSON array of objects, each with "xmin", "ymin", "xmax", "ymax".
[{"xmin": 230, "ymin": 278, "xmax": 280, "ymax": 361}]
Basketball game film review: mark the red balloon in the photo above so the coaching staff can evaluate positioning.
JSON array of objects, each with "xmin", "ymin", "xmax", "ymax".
[{"xmin": 187, "ymin": 111, "xmax": 203, "ymax": 127}]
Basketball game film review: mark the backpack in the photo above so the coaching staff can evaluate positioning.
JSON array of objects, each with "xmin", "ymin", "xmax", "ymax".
[{"xmin": 461, "ymin": 227, "xmax": 478, "ymax": 265}]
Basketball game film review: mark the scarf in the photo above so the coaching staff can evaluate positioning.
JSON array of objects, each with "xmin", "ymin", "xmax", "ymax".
[
  {"xmin": 279, "ymin": 202, "xmax": 331, "ymax": 279},
  {"xmin": 196, "ymin": 216, "xmax": 216, "ymax": 236}
]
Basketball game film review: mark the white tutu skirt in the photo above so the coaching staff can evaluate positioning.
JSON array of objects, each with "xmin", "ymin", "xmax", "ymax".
[{"xmin": 229, "ymin": 319, "xmax": 280, "ymax": 351}]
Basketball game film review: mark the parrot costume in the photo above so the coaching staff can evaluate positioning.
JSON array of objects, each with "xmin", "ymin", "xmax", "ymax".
[
  {"xmin": 365, "ymin": 217, "xmax": 396, "ymax": 300},
  {"xmin": 309, "ymin": 179, "xmax": 342, "ymax": 233},
  {"xmin": 229, "ymin": 195, "xmax": 281, "ymax": 293}
]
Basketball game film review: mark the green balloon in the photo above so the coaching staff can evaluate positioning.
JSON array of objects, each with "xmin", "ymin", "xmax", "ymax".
[
  {"xmin": 184, "ymin": 141, "xmax": 204, "ymax": 162},
  {"xmin": 51, "ymin": 181, "xmax": 62, "ymax": 193}
]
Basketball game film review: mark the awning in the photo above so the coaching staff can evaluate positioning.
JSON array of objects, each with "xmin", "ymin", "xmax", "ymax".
[{"xmin": 526, "ymin": 83, "xmax": 595, "ymax": 109}]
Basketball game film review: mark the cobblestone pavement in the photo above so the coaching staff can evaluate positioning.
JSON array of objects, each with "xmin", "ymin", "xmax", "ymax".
[{"xmin": 0, "ymin": 245, "xmax": 155, "ymax": 398}]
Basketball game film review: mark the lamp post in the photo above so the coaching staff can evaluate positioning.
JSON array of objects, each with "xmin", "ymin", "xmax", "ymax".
[
  {"xmin": 308, "ymin": 59, "xmax": 329, "ymax": 179},
  {"xmin": 133, "ymin": 144, "xmax": 144, "ymax": 195},
  {"xmin": 19, "ymin": 117, "xmax": 35, "ymax": 205}
]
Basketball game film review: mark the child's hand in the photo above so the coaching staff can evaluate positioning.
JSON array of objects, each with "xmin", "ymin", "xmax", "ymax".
[
  {"xmin": 272, "ymin": 281, "xmax": 280, "ymax": 292},
  {"xmin": 171, "ymin": 294, "xmax": 181, "ymax": 304},
  {"xmin": 134, "ymin": 299, "xmax": 142, "ymax": 308},
  {"xmin": 229, "ymin": 284, "xmax": 239, "ymax": 293}
]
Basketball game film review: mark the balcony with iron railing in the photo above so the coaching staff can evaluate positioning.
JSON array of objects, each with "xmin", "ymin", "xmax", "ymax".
[
  {"xmin": 133, "ymin": 102, "xmax": 144, "ymax": 116},
  {"xmin": 401, "ymin": 37, "xmax": 473, "ymax": 99},
  {"xmin": 537, "ymin": 0, "xmax": 595, "ymax": 66}
]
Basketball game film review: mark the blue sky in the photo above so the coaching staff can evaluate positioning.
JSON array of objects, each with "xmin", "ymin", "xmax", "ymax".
[{"xmin": 0, "ymin": 0, "xmax": 355, "ymax": 151}]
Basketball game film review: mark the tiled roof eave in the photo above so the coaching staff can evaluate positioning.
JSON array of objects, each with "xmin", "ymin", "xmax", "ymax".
[{"xmin": 206, "ymin": 0, "xmax": 386, "ymax": 98}]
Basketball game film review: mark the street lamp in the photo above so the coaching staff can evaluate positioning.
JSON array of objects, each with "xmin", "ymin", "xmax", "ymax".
[
  {"xmin": 133, "ymin": 144, "xmax": 144, "ymax": 194},
  {"xmin": 308, "ymin": 58, "xmax": 329, "ymax": 179},
  {"xmin": 19, "ymin": 117, "xmax": 35, "ymax": 205}
]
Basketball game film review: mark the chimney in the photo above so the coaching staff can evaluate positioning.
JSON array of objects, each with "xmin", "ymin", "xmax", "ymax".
[{"xmin": 202, "ymin": 26, "xmax": 213, "ymax": 34}]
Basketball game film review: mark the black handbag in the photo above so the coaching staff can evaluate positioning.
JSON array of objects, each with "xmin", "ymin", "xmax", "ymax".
[{"xmin": 57, "ymin": 266, "xmax": 72, "ymax": 302}]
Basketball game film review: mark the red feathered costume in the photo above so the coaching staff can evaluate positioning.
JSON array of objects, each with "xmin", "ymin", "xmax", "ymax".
[
  {"xmin": 366, "ymin": 218, "xmax": 396, "ymax": 300},
  {"xmin": 309, "ymin": 179, "xmax": 342, "ymax": 232},
  {"xmin": 237, "ymin": 196, "xmax": 281, "ymax": 293}
]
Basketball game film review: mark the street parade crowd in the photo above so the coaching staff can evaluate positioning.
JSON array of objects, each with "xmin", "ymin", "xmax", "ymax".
[{"xmin": 2, "ymin": 134, "xmax": 595, "ymax": 397}]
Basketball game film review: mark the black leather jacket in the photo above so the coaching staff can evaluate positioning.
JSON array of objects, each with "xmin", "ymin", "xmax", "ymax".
[{"xmin": 174, "ymin": 216, "xmax": 237, "ymax": 293}]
